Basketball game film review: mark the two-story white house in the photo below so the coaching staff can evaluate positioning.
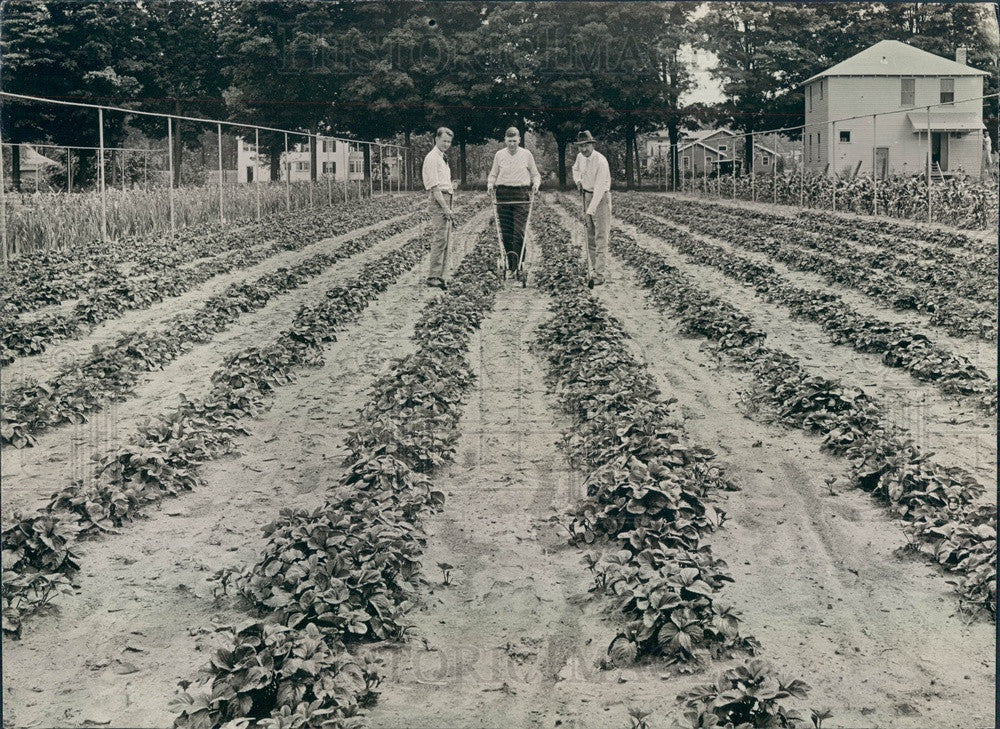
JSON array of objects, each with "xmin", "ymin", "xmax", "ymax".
[
  {"xmin": 801, "ymin": 40, "xmax": 987, "ymax": 178},
  {"xmin": 235, "ymin": 136, "xmax": 352, "ymax": 183}
]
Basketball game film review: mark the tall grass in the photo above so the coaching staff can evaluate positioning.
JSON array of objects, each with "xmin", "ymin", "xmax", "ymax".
[
  {"xmin": 3, "ymin": 179, "xmax": 375, "ymax": 258},
  {"xmin": 676, "ymin": 172, "xmax": 998, "ymax": 230}
]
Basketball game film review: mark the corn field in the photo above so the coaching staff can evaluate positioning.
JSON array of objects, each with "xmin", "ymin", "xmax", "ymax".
[
  {"xmin": 3, "ymin": 180, "xmax": 371, "ymax": 257},
  {"xmin": 680, "ymin": 172, "xmax": 998, "ymax": 230}
]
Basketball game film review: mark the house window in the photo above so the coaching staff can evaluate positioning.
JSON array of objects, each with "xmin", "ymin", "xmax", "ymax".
[
  {"xmin": 296, "ymin": 161, "xmax": 308, "ymax": 171},
  {"xmin": 717, "ymin": 144, "xmax": 728, "ymax": 152},
  {"xmin": 807, "ymin": 134, "xmax": 812, "ymax": 162},
  {"xmin": 839, "ymin": 130, "xmax": 851, "ymax": 143},
  {"xmin": 819, "ymin": 80, "xmax": 823, "ymax": 100},
  {"xmin": 808, "ymin": 85, "xmax": 813, "ymax": 112},
  {"xmin": 940, "ymin": 78, "xmax": 954, "ymax": 104},
  {"xmin": 682, "ymin": 156, "xmax": 690, "ymax": 170},
  {"xmin": 323, "ymin": 161, "xmax": 336, "ymax": 174},
  {"xmin": 762, "ymin": 155, "xmax": 770, "ymax": 166},
  {"xmin": 901, "ymin": 78, "xmax": 915, "ymax": 107}
]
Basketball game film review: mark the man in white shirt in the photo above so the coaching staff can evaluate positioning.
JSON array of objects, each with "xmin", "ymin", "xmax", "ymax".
[
  {"xmin": 421, "ymin": 127, "xmax": 455, "ymax": 289},
  {"xmin": 571, "ymin": 130, "xmax": 612, "ymax": 286},
  {"xmin": 487, "ymin": 127, "xmax": 541, "ymax": 275}
]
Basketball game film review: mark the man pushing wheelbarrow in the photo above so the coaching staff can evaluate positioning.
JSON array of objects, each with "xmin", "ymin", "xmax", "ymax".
[{"xmin": 487, "ymin": 127, "xmax": 541, "ymax": 285}]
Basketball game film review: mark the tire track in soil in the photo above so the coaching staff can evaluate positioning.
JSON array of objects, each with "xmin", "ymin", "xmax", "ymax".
[
  {"xmin": 611, "ymin": 213, "xmax": 997, "ymax": 498},
  {"xmin": 1, "ymin": 207, "xmax": 418, "ymax": 391},
  {"xmin": 365, "ymin": 276, "xmax": 712, "ymax": 729},
  {"xmin": 2, "ymin": 211, "xmax": 482, "ymax": 519},
  {"xmin": 589, "ymin": 246, "xmax": 994, "ymax": 729},
  {"xmin": 0, "ymin": 215, "xmax": 485, "ymax": 729},
  {"xmin": 626, "ymin": 204, "xmax": 997, "ymax": 375}
]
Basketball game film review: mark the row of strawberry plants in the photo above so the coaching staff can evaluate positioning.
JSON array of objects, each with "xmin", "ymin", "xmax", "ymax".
[
  {"xmin": 0, "ymin": 211, "xmax": 427, "ymax": 449},
  {"xmin": 2, "ymin": 206, "xmax": 486, "ymax": 640},
  {"xmin": 173, "ymin": 226, "xmax": 502, "ymax": 729},
  {"xmin": 601, "ymin": 219, "xmax": 994, "ymax": 617},
  {"xmin": 794, "ymin": 212, "xmax": 996, "ymax": 277},
  {"xmin": 656, "ymin": 196, "xmax": 995, "ymax": 305},
  {"xmin": 1, "ymin": 196, "xmax": 421, "ymax": 363},
  {"xmin": 626, "ymin": 195, "xmax": 996, "ymax": 341},
  {"xmin": 0, "ymin": 194, "xmax": 412, "ymax": 317},
  {"xmin": 616, "ymin": 203, "xmax": 997, "ymax": 414},
  {"xmin": 799, "ymin": 209, "xmax": 994, "ymax": 256},
  {"xmin": 531, "ymin": 205, "xmax": 758, "ymax": 670}
]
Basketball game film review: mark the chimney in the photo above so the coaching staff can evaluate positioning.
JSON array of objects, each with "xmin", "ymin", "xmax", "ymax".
[{"xmin": 956, "ymin": 47, "xmax": 968, "ymax": 65}]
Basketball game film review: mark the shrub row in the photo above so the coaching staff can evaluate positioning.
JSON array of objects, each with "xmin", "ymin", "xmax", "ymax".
[
  {"xmin": 624, "ymin": 195, "xmax": 996, "ymax": 342},
  {"xmin": 2, "ymin": 203, "xmax": 484, "ymax": 640},
  {"xmin": 1, "ymin": 212, "xmax": 426, "ymax": 449},
  {"xmin": 603, "ymin": 218, "xmax": 994, "ymax": 617},
  {"xmin": 530, "ymin": 205, "xmax": 758, "ymax": 670},
  {"xmin": 1, "ymin": 196, "xmax": 420, "ymax": 363},
  {"xmin": 174, "ymin": 226, "xmax": 502, "ymax": 728},
  {"xmin": 615, "ymin": 202, "xmax": 997, "ymax": 414}
]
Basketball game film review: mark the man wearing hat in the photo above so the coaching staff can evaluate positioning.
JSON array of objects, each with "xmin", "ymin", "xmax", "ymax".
[
  {"xmin": 571, "ymin": 130, "xmax": 611, "ymax": 286},
  {"xmin": 421, "ymin": 126, "xmax": 455, "ymax": 290},
  {"xmin": 487, "ymin": 127, "xmax": 541, "ymax": 275}
]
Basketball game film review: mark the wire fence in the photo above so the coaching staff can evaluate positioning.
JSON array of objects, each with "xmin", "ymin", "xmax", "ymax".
[
  {"xmin": 0, "ymin": 92, "xmax": 418, "ymax": 262},
  {"xmin": 642, "ymin": 92, "xmax": 999, "ymax": 230}
]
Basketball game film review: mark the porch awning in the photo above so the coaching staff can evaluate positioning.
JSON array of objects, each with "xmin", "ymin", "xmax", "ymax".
[{"xmin": 907, "ymin": 111, "xmax": 984, "ymax": 132}]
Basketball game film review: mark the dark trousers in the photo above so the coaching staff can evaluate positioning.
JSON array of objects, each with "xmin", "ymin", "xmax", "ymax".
[{"xmin": 495, "ymin": 185, "xmax": 530, "ymax": 269}]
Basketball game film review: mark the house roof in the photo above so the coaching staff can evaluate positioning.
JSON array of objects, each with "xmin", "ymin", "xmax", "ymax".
[
  {"xmin": 906, "ymin": 111, "xmax": 985, "ymax": 132},
  {"xmin": 19, "ymin": 145, "xmax": 61, "ymax": 170},
  {"xmin": 801, "ymin": 40, "xmax": 987, "ymax": 86}
]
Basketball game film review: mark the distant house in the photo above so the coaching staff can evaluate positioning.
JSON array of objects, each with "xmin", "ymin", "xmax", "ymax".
[
  {"xmin": 18, "ymin": 145, "xmax": 61, "ymax": 188},
  {"xmin": 235, "ymin": 136, "xmax": 352, "ymax": 183},
  {"xmin": 801, "ymin": 40, "xmax": 986, "ymax": 178},
  {"xmin": 658, "ymin": 127, "xmax": 785, "ymax": 177}
]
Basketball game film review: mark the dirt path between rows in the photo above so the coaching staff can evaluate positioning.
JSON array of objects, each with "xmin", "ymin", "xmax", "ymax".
[
  {"xmin": 629, "ymin": 206, "xmax": 996, "ymax": 375},
  {"xmin": 609, "ymin": 213, "xmax": 996, "ymax": 498},
  {"xmin": 2, "ymin": 208, "xmax": 417, "ymax": 391},
  {"xmin": 365, "ymin": 275, "xmax": 737, "ymax": 729},
  {"xmin": 0, "ymin": 215, "xmax": 488, "ymax": 729},
  {"xmin": 589, "ymin": 242, "xmax": 994, "ymax": 729}
]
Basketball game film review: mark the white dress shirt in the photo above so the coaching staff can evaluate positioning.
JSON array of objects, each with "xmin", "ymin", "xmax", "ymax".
[
  {"xmin": 422, "ymin": 145, "xmax": 454, "ymax": 193},
  {"xmin": 573, "ymin": 151, "xmax": 611, "ymax": 215},
  {"xmin": 487, "ymin": 146, "xmax": 541, "ymax": 188}
]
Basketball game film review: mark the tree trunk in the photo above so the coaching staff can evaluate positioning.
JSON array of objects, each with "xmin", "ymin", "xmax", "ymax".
[
  {"xmin": 459, "ymin": 139, "xmax": 467, "ymax": 188},
  {"xmin": 269, "ymin": 137, "xmax": 282, "ymax": 181},
  {"xmin": 404, "ymin": 130, "xmax": 412, "ymax": 190},
  {"xmin": 172, "ymin": 101, "xmax": 184, "ymax": 187},
  {"xmin": 624, "ymin": 132, "xmax": 634, "ymax": 190},
  {"xmin": 556, "ymin": 134, "xmax": 568, "ymax": 187},
  {"xmin": 744, "ymin": 132, "xmax": 754, "ymax": 175},
  {"xmin": 11, "ymin": 144, "xmax": 21, "ymax": 191},
  {"xmin": 362, "ymin": 143, "xmax": 371, "ymax": 180},
  {"xmin": 668, "ymin": 122, "xmax": 680, "ymax": 190},
  {"xmin": 633, "ymin": 134, "xmax": 642, "ymax": 188},
  {"xmin": 309, "ymin": 125, "xmax": 318, "ymax": 181}
]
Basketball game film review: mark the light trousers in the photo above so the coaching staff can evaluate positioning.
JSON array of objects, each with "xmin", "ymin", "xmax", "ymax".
[
  {"xmin": 584, "ymin": 190, "xmax": 611, "ymax": 280},
  {"xmin": 427, "ymin": 192, "xmax": 453, "ymax": 280}
]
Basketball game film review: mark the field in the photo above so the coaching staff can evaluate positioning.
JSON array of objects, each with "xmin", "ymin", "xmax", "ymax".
[{"xmin": 2, "ymin": 191, "xmax": 996, "ymax": 729}]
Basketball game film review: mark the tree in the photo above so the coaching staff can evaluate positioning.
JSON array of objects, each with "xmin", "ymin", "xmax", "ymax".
[{"xmin": 0, "ymin": 1, "xmax": 150, "ymax": 188}]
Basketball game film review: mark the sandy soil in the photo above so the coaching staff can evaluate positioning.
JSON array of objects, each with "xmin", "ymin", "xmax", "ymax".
[
  {"xmin": 608, "ymin": 213, "xmax": 997, "ymax": 496},
  {"xmin": 592, "ymin": 244, "xmax": 994, "ymax": 729},
  {"xmin": 631, "ymin": 207, "xmax": 995, "ymax": 371},
  {"xmin": 365, "ymin": 279, "xmax": 712, "ymax": 729},
  {"xmin": 2, "ymin": 208, "xmax": 417, "ymax": 391},
  {"xmin": 0, "ymin": 212, "xmax": 489, "ymax": 729}
]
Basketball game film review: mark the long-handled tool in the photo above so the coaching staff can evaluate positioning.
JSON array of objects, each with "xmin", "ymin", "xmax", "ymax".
[
  {"xmin": 490, "ymin": 190, "xmax": 506, "ymax": 280},
  {"xmin": 580, "ymin": 190, "xmax": 594, "ymax": 289},
  {"xmin": 513, "ymin": 191, "xmax": 536, "ymax": 288}
]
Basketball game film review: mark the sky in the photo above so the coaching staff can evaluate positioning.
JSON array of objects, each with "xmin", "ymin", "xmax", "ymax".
[{"xmin": 679, "ymin": 3, "xmax": 725, "ymax": 105}]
